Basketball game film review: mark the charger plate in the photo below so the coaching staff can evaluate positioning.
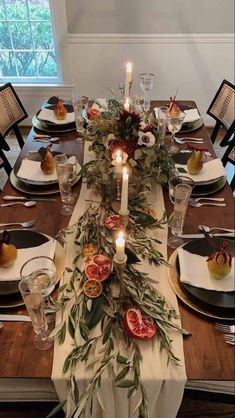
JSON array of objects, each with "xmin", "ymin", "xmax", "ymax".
[
  {"xmin": 0, "ymin": 230, "xmax": 65, "ymax": 308},
  {"xmin": 168, "ymin": 250, "xmax": 235, "ymax": 321}
]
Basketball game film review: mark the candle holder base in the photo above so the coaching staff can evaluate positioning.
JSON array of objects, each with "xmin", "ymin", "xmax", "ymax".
[
  {"xmin": 113, "ymin": 253, "xmax": 127, "ymax": 298},
  {"xmin": 118, "ymin": 211, "xmax": 129, "ymax": 229}
]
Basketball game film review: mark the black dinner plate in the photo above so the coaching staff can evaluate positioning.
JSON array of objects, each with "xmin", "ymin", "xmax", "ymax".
[
  {"xmin": 15, "ymin": 151, "xmax": 61, "ymax": 186},
  {"xmin": 176, "ymin": 238, "xmax": 235, "ymax": 309},
  {"xmin": 32, "ymin": 115, "xmax": 76, "ymax": 133},
  {"xmin": 0, "ymin": 230, "xmax": 49, "ymax": 297}
]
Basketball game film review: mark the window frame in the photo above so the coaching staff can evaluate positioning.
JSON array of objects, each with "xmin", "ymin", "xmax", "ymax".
[{"xmin": 0, "ymin": 0, "xmax": 69, "ymax": 85}]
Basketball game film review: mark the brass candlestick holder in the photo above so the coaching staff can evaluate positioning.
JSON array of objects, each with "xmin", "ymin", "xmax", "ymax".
[{"xmin": 113, "ymin": 253, "xmax": 127, "ymax": 298}]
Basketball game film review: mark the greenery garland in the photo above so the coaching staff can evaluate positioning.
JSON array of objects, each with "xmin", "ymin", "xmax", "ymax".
[{"xmin": 46, "ymin": 202, "xmax": 187, "ymax": 418}]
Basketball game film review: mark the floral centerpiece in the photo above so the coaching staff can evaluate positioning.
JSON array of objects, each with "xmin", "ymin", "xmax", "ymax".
[{"xmin": 81, "ymin": 98, "xmax": 174, "ymax": 204}]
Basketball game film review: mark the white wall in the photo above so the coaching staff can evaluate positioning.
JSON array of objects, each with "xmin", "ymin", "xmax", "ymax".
[{"xmin": 15, "ymin": 0, "xmax": 234, "ymax": 127}]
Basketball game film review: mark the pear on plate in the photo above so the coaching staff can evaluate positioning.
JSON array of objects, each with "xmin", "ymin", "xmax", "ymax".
[
  {"xmin": 39, "ymin": 145, "xmax": 55, "ymax": 175},
  {"xmin": 169, "ymin": 98, "xmax": 181, "ymax": 118},
  {"xmin": 0, "ymin": 231, "xmax": 17, "ymax": 268},
  {"xmin": 54, "ymin": 99, "xmax": 67, "ymax": 121},
  {"xmin": 207, "ymin": 241, "xmax": 232, "ymax": 279},
  {"xmin": 187, "ymin": 150, "xmax": 203, "ymax": 175}
]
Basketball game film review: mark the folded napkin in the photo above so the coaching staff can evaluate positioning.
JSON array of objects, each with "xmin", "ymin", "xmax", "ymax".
[
  {"xmin": 176, "ymin": 158, "xmax": 226, "ymax": 183},
  {"xmin": 17, "ymin": 159, "xmax": 57, "ymax": 182},
  {"xmin": 178, "ymin": 247, "xmax": 235, "ymax": 292},
  {"xmin": 0, "ymin": 240, "xmax": 56, "ymax": 281},
  {"xmin": 37, "ymin": 108, "xmax": 75, "ymax": 125},
  {"xmin": 154, "ymin": 107, "xmax": 201, "ymax": 123}
]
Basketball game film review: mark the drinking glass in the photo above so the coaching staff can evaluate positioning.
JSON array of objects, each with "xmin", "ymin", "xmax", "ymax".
[
  {"xmin": 68, "ymin": 155, "xmax": 78, "ymax": 200},
  {"xmin": 168, "ymin": 175, "xmax": 195, "ymax": 204},
  {"xmin": 167, "ymin": 112, "xmax": 185, "ymax": 154},
  {"xmin": 157, "ymin": 106, "xmax": 168, "ymax": 140},
  {"xmin": 19, "ymin": 276, "xmax": 53, "ymax": 350},
  {"xmin": 72, "ymin": 95, "xmax": 89, "ymax": 143},
  {"xmin": 54, "ymin": 153, "xmax": 75, "ymax": 216},
  {"xmin": 20, "ymin": 256, "xmax": 56, "ymax": 298},
  {"xmin": 139, "ymin": 73, "xmax": 155, "ymax": 112},
  {"xmin": 168, "ymin": 183, "xmax": 192, "ymax": 249}
]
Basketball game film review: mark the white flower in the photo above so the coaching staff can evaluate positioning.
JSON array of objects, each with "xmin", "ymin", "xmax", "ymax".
[
  {"xmin": 107, "ymin": 133, "xmax": 115, "ymax": 142},
  {"xmin": 138, "ymin": 131, "xmax": 155, "ymax": 147}
]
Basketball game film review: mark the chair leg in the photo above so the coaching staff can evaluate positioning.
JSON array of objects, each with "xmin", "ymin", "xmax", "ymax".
[
  {"xmin": 211, "ymin": 122, "xmax": 220, "ymax": 144},
  {"xmin": 0, "ymin": 149, "xmax": 12, "ymax": 175},
  {"xmin": 14, "ymin": 126, "xmax": 25, "ymax": 149}
]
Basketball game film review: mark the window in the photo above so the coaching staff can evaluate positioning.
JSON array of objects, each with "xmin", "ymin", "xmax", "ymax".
[{"xmin": 0, "ymin": 0, "xmax": 61, "ymax": 83}]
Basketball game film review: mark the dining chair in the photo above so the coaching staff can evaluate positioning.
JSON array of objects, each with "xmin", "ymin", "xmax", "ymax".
[
  {"xmin": 207, "ymin": 79, "xmax": 235, "ymax": 144},
  {"xmin": 0, "ymin": 82, "xmax": 28, "ymax": 174},
  {"xmin": 220, "ymin": 124, "xmax": 235, "ymax": 192}
]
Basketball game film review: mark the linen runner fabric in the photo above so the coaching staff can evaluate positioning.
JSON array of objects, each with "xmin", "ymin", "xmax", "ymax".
[{"xmin": 52, "ymin": 140, "xmax": 186, "ymax": 418}]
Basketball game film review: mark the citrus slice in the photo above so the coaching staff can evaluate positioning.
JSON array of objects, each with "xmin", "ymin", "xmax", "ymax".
[
  {"xmin": 83, "ymin": 243, "xmax": 98, "ymax": 258},
  {"xmin": 83, "ymin": 279, "xmax": 102, "ymax": 298}
]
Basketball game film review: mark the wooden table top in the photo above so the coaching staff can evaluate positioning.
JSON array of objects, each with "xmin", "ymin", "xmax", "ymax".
[{"xmin": 0, "ymin": 101, "xmax": 234, "ymax": 382}]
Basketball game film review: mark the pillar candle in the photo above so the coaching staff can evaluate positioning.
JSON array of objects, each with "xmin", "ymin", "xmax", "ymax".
[
  {"xmin": 124, "ymin": 62, "xmax": 132, "ymax": 97},
  {"xmin": 124, "ymin": 98, "xmax": 130, "ymax": 112},
  {"xmin": 120, "ymin": 167, "xmax": 129, "ymax": 215}
]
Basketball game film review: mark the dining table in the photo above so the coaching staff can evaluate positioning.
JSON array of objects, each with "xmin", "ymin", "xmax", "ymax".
[{"xmin": 0, "ymin": 100, "xmax": 234, "ymax": 417}]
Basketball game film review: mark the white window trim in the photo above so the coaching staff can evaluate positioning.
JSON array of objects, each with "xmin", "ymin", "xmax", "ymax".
[{"xmin": 0, "ymin": 0, "xmax": 71, "ymax": 87}]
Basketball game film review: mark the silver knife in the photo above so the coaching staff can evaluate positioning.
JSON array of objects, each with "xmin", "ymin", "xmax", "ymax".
[
  {"xmin": 3, "ymin": 196, "xmax": 57, "ymax": 202},
  {"xmin": 179, "ymin": 232, "xmax": 235, "ymax": 239},
  {"xmin": 0, "ymin": 314, "xmax": 30, "ymax": 322}
]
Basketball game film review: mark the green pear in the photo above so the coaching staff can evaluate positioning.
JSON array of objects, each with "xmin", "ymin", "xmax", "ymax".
[
  {"xmin": 207, "ymin": 242, "xmax": 232, "ymax": 279},
  {"xmin": 187, "ymin": 150, "xmax": 203, "ymax": 175}
]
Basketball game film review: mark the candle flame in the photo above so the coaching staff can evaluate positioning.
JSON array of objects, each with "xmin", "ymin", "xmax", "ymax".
[
  {"xmin": 116, "ymin": 149, "xmax": 121, "ymax": 158},
  {"xmin": 118, "ymin": 231, "xmax": 124, "ymax": 239},
  {"xmin": 126, "ymin": 62, "xmax": 132, "ymax": 72}
]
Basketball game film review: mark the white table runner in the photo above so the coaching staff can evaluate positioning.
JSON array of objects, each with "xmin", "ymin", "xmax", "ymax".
[{"xmin": 52, "ymin": 140, "xmax": 186, "ymax": 418}]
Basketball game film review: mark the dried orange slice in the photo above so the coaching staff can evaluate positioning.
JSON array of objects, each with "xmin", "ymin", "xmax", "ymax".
[
  {"xmin": 82, "ymin": 243, "xmax": 98, "ymax": 258},
  {"xmin": 83, "ymin": 279, "xmax": 102, "ymax": 298}
]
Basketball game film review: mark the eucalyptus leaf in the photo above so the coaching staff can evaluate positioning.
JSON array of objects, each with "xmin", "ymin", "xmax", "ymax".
[
  {"xmin": 116, "ymin": 379, "xmax": 135, "ymax": 388},
  {"xmin": 84, "ymin": 294, "xmax": 107, "ymax": 329},
  {"xmin": 116, "ymin": 354, "xmax": 128, "ymax": 364},
  {"xmin": 115, "ymin": 365, "xmax": 130, "ymax": 382},
  {"xmin": 46, "ymin": 399, "xmax": 67, "ymax": 418}
]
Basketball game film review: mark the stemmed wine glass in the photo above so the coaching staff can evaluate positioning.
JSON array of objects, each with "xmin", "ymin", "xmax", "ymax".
[
  {"xmin": 19, "ymin": 274, "xmax": 54, "ymax": 351},
  {"xmin": 139, "ymin": 73, "xmax": 155, "ymax": 112},
  {"xmin": 168, "ymin": 183, "xmax": 192, "ymax": 249},
  {"xmin": 166, "ymin": 111, "xmax": 185, "ymax": 154},
  {"xmin": 54, "ymin": 153, "xmax": 75, "ymax": 216}
]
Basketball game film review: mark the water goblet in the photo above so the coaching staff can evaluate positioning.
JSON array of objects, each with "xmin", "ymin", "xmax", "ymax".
[
  {"xmin": 139, "ymin": 73, "xmax": 155, "ymax": 112},
  {"xmin": 167, "ymin": 111, "xmax": 185, "ymax": 154},
  {"xmin": 68, "ymin": 155, "xmax": 79, "ymax": 200},
  {"xmin": 72, "ymin": 95, "xmax": 89, "ymax": 143},
  {"xmin": 54, "ymin": 153, "xmax": 75, "ymax": 216},
  {"xmin": 168, "ymin": 183, "xmax": 192, "ymax": 249},
  {"xmin": 20, "ymin": 256, "xmax": 56, "ymax": 298},
  {"xmin": 18, "ymin": 276, "xmax": 53, "ymax": 351},
  {"xmin": 168, "ymin": 175, "xmax": 195, "ymax": 204}
]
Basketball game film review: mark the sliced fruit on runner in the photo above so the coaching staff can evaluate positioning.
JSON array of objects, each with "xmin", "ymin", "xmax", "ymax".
[
  {"xmin": 123, "ymin": 307, "xmax": 157, "ymax": 340},
  {"xmin": 83, "ymin": 279, "xmax": 102, "ymax": 298},
  {"xmin": 82, "ymin": 243, "xmax": 98, "ymax": 258},
  {"xmin": 85, "ymin": 254, "xmax": 112, "ymax": 282},
  {"xmin": 104, "ymin": 215, "xmax": 122, "ymax": 231}
]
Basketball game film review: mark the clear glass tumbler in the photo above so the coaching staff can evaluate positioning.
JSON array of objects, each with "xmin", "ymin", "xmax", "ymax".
[
  {"xmin": 72, "ymin": 95, "xmax": 89, "ymax": 143},
  {"xmin": 168, "ymin": 175, "xmax": 195, "ymax": 204},
  {"xmin": 168, "ymin": 183, "xmax": 192, "ymax": 249},
  {"xmin": 54, "ymin": 153, "xmax": 75, "ymax": 216},
  {"xmin": 18, "ymin": 276, "xmax": 53, "ymax": 350},
  {"xmin": 157, "ymin": 106, "xmax": 168, "ymax": 140},
  {"xmin": 20, "ymin": 256, "xmax": 56, "ymax": 298},
  {"xmin": 139, "ymin": 73, "xmax": 154, "ymax": 112}
]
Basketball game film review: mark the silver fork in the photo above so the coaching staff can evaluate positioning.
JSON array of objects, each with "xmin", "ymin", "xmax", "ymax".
[
  {"xmin": 189, "ymin": 201, "xmax": 226, "ymax": 208},
  {"xmin": 0, "ymin": 220, "xmax": 35, "ymax": 228},
  {"xmin": 224, "ymin": 334, "xmax": 235, "ymax": 342},
  {"xmin": 193, "ymin": 197, "xmax": 225, "ymax": 203},
  {"xmin": 175, "ymin": 138, "xmax": 204, "ymax": 145},
  {"xmin": 215, "ymin": 323, "xmax": 235, "ymax": 333}
]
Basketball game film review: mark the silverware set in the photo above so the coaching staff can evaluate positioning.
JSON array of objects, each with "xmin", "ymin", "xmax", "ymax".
[
  {"xmin": 175, "ymin": 137, "xmax": 204, "ymax": 144},
  {"xmin": 189, "ymin": 197, "xmax": 226, "ymax": 207},
  {"xmin": 215, "ymin": 323, "xmax": 235, "ymax": 345}
]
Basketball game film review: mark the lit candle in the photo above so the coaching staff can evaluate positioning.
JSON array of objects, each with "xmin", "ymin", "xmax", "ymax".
[
  {"xmin": 115, "ymin": 231, "xmax": 125, "ymax": 262},
  {"xmin": 124, "ymin": 98, "xmax": 130, "ymax": 112},
  {"xmin": 124, "ymin": 62, "xmax": 132, "ymax": 97},
  {"xmin": 120, "ymin": 167, "xmax": 129, "ymax": 215},
  {"xmin": 115, "ymin": 149, "xmax": 123, "ymax": 174}
]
